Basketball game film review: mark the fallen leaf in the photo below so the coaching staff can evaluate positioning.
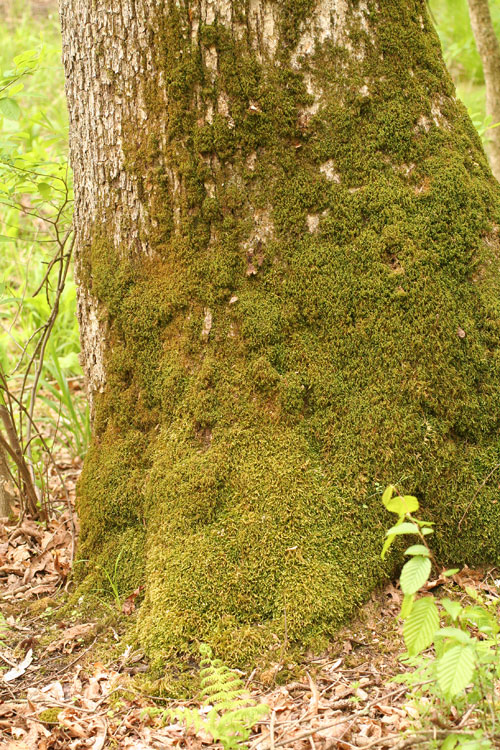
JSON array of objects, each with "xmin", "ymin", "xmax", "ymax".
[
  {"xmin": 46, "ymin": 623, "xmax": 94, "ymax": 653},
  {"xmin": 3, "ymin": 648, "xmax": 33, "ymax": 682}
]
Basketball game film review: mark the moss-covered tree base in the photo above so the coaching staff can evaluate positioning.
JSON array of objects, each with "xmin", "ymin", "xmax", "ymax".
[{"xmin": 72, "ymin": 0, "xmax": 500, "ymax": 667}]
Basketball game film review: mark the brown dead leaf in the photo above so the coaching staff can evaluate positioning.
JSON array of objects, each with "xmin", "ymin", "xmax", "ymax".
[
  {"xmin": 306, "ymin": 672, "xmax": 319, "ymax": 716},
  {"xmin": 57, "ymin": 708, "xmax": 88, "ymax": 738},
  {"xmin": 23, "ymin": 550, "xmax": 54, "ymax": 583},
  {"xmin": 11, "ymin": 546, "xmax": 31, "ymax": 563},
  {"xmin": 17, "ymin": 520, "xmax": 43, "ymax": 543},
  {"xmin": 53, "ymin": 549, "xmax": 70, "ymax": 578},
  {"xmin": 122, "ymin": 585, "xmax": 144, "ymax": 615},
  {"xmin": 46, "ymin": 623, "xmax": 95, "ymax": 653}
]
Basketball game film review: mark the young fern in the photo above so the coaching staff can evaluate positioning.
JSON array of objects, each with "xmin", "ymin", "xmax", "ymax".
[{"xmin": 162, "ymin": 644, "xmax": 268, "ymax": 750}]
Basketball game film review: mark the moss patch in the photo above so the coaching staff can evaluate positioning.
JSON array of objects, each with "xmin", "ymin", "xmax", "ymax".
[{"xmin": 77, "ymin": 0, "xmax": 500, "ymax": 669}]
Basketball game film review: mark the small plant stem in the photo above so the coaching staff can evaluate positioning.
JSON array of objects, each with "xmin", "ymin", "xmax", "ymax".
[{"xmin": 0, "ymin": 405, "xmax": 39, "ymax": 516}]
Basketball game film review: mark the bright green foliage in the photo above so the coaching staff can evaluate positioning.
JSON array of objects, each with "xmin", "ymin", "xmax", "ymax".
[
  {"xmin": 403, "ymin": 597, "xmax": 440, "ymax": 655},
  {"xmin": 147, "ymin": 645, "xmax": 268, "ymax": 749},
  {"xmin": 0, "ymin": 9, "xmax": 88, "ymax": 475},
  {"xmin": 400, "ymin": 555, "xmax": 432, "ymax": 595},
  {"xmin": 382, "ymin": 488, "xmax": 500, "ymax": 749},
  {"xmin": 430, "ymin": 0, "xmax": 500, "ymax": 142},
  {"xmin": 76, "ymin": 0, "xmax": 500, "ymax": 665}
]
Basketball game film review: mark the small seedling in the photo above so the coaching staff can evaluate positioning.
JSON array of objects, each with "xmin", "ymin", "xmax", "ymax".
[{"xmin": 382, "ymin": 486, "xmax": 500, "ymax": 749}]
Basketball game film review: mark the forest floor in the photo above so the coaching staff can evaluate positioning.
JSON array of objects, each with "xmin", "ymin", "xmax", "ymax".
[
  {"xmin": 0, "ymin": 461, "xmax": 496, "ymax": 750},
  {"xmin": 0, "ymin": 1, "xmax": 498, "ymax": 748}
]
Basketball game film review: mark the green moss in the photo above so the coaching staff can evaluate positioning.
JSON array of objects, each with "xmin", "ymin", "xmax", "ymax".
[
  {"xmin": 38, "ymin": 708, "xmax": 61, "ymax": 725},
  {"xmin": 77, "ymin": 0, "xmax": 500, "ymax": 670}
]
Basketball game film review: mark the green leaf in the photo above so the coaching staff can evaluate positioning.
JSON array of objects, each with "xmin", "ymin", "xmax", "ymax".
[
  {"xmin": 434, "ymin": 627, "xmax": 471, "ymax": 644},
  {"xmin": 436, "ymin": 644, "xmax": 475, "ymax": 698},
  {"xmin": 465, "ymin": 587, "xmax": 484, "ymax": 604},
  {"xmin": 381, "ymin": 534, "xmax": 395, "ymax": 561},
  {"xmin": 463, "ymin": 606, "xmax": 499, "ymax": 634},
  {"xmin": 383, "ymin": 491, "xmax": 419, "ymax": 515},
  {"xmin": 385, "ymin": 522, "xmax": 420, "ymax": 536},
  {"xmin": 400, "ymin": 556, "xmax": 432, "ymax": 595},
  {"xmin": 383, "ymin": 495, "xmax": 406, "ymax": 515},
  {"xmin": 0, "ymin": 98, "xmax": 20, "ymax": 120},
  {"xmin": 400, "ymin": 593, "xmax": 415, "ymax": 619},
  {"xmin": 422, "ymin": 527, "xmax": 434, "ymax": 535},
  {"xmin": 441, "ymin": 599, "xmax": 462, "ymax": 621},
  {"xmin": 404, "ymin": 544, "xmax": 430, "ymax": 557},
  {"xmin": 13, "ymin": 49, "xmax": 39, "ymax": 66},
  {"xmin": 401, "ymin": 495, "xmax": 419, "ymax": 511},
  {"xmin": 440, "ymin": 736, "xmax": 459, "ymax": 750},
  {"xmin": 382, "ymin": 485, "xmax": 395, "ymax": 506},
  {"xmin": 442, "ymin": 568, "xmax": 460, "ymax": 577},
  {"xmin": 403, "ymin": 597, "xmax": 439, "ymax": 655},
  {"xmin": 37, "ymin": 182, "xmax": 52, "ymax": 200},
  {"xmin": 7, "ymin": 82, "xmax": 23, "ymax": 96}
]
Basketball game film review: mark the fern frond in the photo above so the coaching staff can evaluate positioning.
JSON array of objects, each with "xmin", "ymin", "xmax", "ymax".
[
  {"xmin": 163, "ymin": 645, "xmax": 269, "ymax": 750},
  {"xmin": 167, "ymin": 706, "xmax": 204, "ymax": 733}
]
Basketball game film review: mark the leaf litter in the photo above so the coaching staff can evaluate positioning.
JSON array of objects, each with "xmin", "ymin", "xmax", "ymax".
[{"xmin": 0, "ymin": 453, "xmax": 498, "ymax": 748}]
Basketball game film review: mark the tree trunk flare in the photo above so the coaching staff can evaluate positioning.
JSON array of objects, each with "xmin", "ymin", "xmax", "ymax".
[
  {"xmin": 60, "ymin": 0, "xmax": 500, "ymax": 666},
  {"xmin": 467, "ymin": 0, "xmax": 500, "ymax": 180}
]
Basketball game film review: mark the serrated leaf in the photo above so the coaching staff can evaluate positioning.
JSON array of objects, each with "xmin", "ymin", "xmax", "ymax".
[
  {"xmin": 403, "ymin": 597, "xmax": 439, "ymax": 655},
  {"xmin": 463, "ymin": 606, "xmax": 499, "ymax": 634},
  {"xmin": 434, "ymin": 627, "xmax": 471, "ymax": 644},
  {"xmin": 386, "ymin": 522, "xmax": 420, "ymax": 536},
  {"xmin": 404, "ymin": 544, "xmax": 430, "ymax": 557},
  {"xmin": 400, "ymin": 593, "xmax": 415, "ymax": 619},
  {"xmin": 436, "ymin": 644, "xmax": 475, "ymax": 698},
  {"xmin": 0, "ymin": 98, "xmax": 20, "ymax": 120},
  {"xmin": 400, "ymin": 556, "xmax": 432, "ymax": 595},
  {"xmin": 441, "ymin": 599, "xmax": 462, "ymax": 621}
]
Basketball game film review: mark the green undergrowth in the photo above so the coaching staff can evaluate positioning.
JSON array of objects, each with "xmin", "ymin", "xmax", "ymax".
[
  {"xmin": 76, "ymin": 0, "xmax": 500, "ymax": 669},
  {"xmin": 430, "ymin": 0, "xmax": 500, "ymax": 144}
]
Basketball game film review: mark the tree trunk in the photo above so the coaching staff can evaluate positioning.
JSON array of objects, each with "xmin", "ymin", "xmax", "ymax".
[
  {"xmin": 467, "ymin": 0, "xmax": 500, "ymax": 181},
  {"xmin": 60, "ymin": 0, "xmax": 500, "ymax": 666},
  {"xmin": 0, "ymin": 446, "xmax": 13, "ymax": 518}
]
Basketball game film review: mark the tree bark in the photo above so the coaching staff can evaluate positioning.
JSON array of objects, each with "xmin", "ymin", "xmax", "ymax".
[
  {"xmin": 467, "ymin": 0, "xmax": 500, "ymax": 180},
  {"xmin": 60, "ymin": 0, "xmax": 500, "ymax": 667},
  {"xmin": 0, "ymin": 446, "xmax": 13, "ymax": 518}
]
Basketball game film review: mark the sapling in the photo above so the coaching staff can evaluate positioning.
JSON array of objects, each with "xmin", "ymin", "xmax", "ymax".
[{"xmin": 382, "ymin": 486, "xmax": 500, "ymax": 749}]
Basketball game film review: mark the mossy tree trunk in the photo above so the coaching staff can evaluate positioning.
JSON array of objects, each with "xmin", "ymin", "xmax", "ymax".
[{"xmin": 60, "ymin": 0, "xmax": 500, "ymax": 666}]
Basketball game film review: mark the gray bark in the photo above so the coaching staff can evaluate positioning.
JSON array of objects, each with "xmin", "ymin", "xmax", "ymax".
[
  {"xmin": 59, "ymin": 0, "xmax": 371, "ymax": 413},
  {"xmin": 468, "ymin": 0, "xmax": 500, "ymax": 180}
]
